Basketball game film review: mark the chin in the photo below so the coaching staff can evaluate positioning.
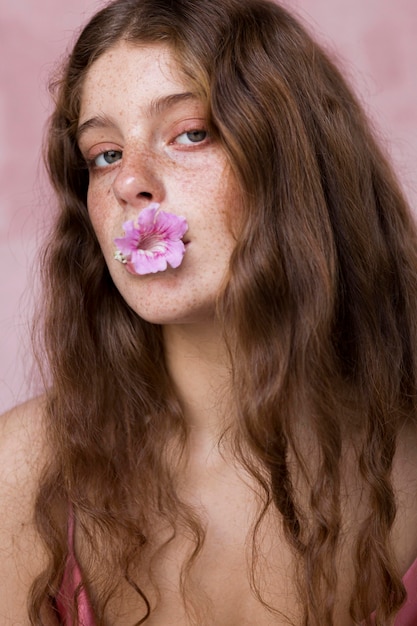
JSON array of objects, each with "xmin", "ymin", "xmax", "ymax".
[{"xmin": 127, "ymin": 301, "xmax": 216, "ymax": 327}]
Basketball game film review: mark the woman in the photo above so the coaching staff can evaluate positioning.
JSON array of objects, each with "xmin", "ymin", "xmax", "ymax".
[{"xmin": 1, "ymin": 0, "xmax": 416, "ymax": 624}]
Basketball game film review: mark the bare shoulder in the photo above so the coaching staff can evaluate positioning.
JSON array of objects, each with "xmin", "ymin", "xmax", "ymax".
[
  {"xmin": 0, "ymin": 396, "xmax": 48, "ymax": 502},
  {"xmin": 0, "ymin": 396, "xmax": 52, "ymax": 623}
]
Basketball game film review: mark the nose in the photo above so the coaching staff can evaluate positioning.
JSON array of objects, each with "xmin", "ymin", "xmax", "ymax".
[{"xmin": 112, "ymin": 150, "xmax": 165, "ymax": 210}]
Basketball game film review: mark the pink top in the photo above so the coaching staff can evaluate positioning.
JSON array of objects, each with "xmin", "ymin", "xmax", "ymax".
[
  {"xmin": 363, "ymin": 557, "xmax": 417, "ymax": 626},
  {"xmin": 56, "ymin": 516, "xmax": 417, "ymax": 626},
  {"xmin": 55, "ymin": 513, "xmax": 95, "ymax": 625},
  {"xmin": 391, "ymin": 556, "xmax": 417, "ymax": 625}
]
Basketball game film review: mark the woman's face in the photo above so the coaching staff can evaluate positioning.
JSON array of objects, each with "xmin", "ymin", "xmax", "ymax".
[{"xmin": 77, "ymin": 42, "xmax": 240, "ymax": 325}]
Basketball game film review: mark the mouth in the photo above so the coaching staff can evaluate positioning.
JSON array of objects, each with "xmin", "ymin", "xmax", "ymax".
[{"xmin": 113, "ymin": 206, "xmax": 188, "ymax": 275}]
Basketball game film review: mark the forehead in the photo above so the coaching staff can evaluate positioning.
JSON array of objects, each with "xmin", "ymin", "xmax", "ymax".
[{"xmin": 79, "ymin": 41, "xmax": 191, "ymax": 120}]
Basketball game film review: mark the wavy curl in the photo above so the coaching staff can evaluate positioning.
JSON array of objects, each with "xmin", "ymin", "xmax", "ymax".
[{"xmin": 30, "ymin": 0, "xmax": 417, "ymax": 624}]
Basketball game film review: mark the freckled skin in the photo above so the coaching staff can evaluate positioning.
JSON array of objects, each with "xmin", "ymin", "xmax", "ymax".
[{"xmin": 78, "ymin": 42, "xmax": 240, "ymax": 325}]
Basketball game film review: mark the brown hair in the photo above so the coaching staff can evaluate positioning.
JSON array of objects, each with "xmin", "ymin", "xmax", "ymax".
[{"xmin": 31, "ymin": 0, "xmax": 417, "ymax": 624}]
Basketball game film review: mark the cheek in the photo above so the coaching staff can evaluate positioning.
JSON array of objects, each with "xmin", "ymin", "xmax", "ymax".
[
  {"xmin": 86, "ymin": 183, "xmax": 114, "ymax": 251},
  {"xmin": 208, "ymin": 172, "xmax": 242, "ymax": 247}
]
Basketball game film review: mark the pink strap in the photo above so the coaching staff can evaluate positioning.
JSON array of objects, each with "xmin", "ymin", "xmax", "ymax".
[
  {"xmin": 366, "ymin": 555, "xmax": 417, "ymax": 625},
  {"xmin": 396, "ymin": 555, "xmax": 417, "ymax": 625},
  {"xmin": 55, "ymin": 510, "xmax": 96, "ymax": 625}
]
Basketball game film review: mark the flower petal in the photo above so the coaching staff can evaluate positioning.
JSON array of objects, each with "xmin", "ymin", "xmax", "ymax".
[
  {"xmin": 113, "ymin": 206, "xmax": 188, "ymax": 275},
  {"xmin": 128, "ymin": 249, "xmax": 168, "ymax": 274},
  {"xmin": 137, "ymin": 204, "xmax": 160, "ymax": 229},
  {"xmin": 161, "ymin": 239, "xmax": 186, "ymax": 268},
  {"xmin": 153, "ymin": 211, "xmax": 188, "ymax": 240}
]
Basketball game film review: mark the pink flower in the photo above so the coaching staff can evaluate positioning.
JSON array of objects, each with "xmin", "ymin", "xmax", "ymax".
[{"xmin": 114, "ymin": 203, "xmax": 188, "ymax": 275}]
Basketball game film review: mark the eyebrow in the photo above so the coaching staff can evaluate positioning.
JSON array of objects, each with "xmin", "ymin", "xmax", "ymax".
[
  {"xmin": 76, "ymin": 91, "xmax": 198, "ymax": 142},
  {"xmin": 149, "ymin": 91, "xmax": 197, "ymax": 115}
]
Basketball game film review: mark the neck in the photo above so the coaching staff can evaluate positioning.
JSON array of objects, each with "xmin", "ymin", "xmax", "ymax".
[{"xmin": 162, "ymin": 321, "xmax": 233, "ymax": 443}]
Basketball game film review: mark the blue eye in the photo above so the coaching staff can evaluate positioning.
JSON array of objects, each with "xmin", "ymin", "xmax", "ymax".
[
  {"xmin": 94, "ymin": 150, "xmax": 122, "ymax": 167},
  {"xmin": 175, "ymin": 130, "xmax": 207, "ymax": 145}
]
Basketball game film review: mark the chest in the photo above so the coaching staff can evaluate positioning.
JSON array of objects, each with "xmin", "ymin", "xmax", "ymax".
[
  {"xmin": 82, "ymin": 438, "xmax": 417, "ymax": 626},
  {"xmin": 96, "ymin": 463, "xmax": 350, "ymax": 626}
]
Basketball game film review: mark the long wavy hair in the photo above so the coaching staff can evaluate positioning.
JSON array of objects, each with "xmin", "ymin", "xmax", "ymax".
[{"xmin": 31, "ymin": 0, "xmax": 417, "ymax": 624}]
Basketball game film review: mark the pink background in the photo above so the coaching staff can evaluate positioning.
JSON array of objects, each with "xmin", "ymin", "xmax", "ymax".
[{"xmin": 1, "ymin": 0, "xmax": 416, "ymax": 412}]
